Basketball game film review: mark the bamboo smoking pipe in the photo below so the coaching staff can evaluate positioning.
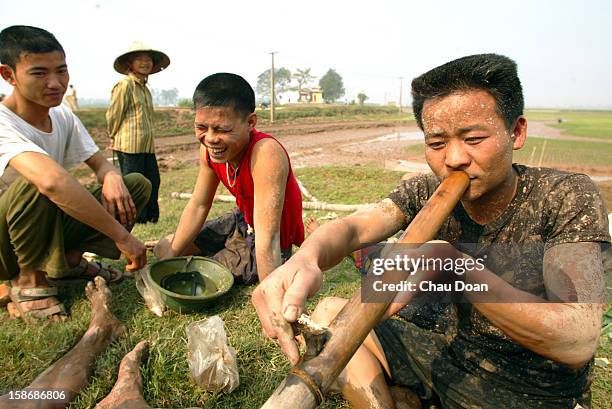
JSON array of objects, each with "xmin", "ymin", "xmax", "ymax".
[{"xmin": 261, "ymin": 170, "xmax": 470, "ymax": 408}]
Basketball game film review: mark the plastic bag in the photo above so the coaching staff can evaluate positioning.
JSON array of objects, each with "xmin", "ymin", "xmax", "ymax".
[
  {"xmin": 134, "ymin": 267, "xmax": 166, "ymax": 317},
  {"xmin": 186, "ymin": 316, "xmax": 239, "ymax": 393}
]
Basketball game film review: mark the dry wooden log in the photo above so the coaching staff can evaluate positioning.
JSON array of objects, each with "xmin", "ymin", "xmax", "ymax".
[
  {"xmin": 144, "ymin": 240, "xmax": 158, "ymax": 250},
  {"xmin": 296, "ymin": 178, "xmax": 319, "ymax": 202},
  {"xmin": 301, "ymin": 201, "xmax": 371, "ymax": 212},
  {"xmin": 295, "ymin": 314, "xmax": 330, "ymax": 362},
  {"xmin": 170, "ymin": 192, "xmax": 373, "ymax": 212},
  {"xmin": 261, "ymin": 171, "xmax": 470, "ymax": 409}
]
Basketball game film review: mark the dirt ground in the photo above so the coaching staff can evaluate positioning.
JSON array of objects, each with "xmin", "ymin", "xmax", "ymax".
[{"xmin": 150, "ymin": 119, "xmax": 612, "ymax": 176}]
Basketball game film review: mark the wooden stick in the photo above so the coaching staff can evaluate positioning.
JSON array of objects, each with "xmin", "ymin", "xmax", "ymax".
[
  {"xmin": 296, "ymin": 178, "xmax": 319, "ymax": 202},
  {"xmin": 261, "ymin": 171, "xmax": 470, "ymax": 409},
  {"xmin": 171, "ymin": 192, "xmax": 372, "ymax": 212}
]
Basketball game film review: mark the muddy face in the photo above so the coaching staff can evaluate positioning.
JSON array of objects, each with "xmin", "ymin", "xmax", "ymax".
[{"xmin": 421, "ymin": 89, "xmax": 527, "ymax": 207}]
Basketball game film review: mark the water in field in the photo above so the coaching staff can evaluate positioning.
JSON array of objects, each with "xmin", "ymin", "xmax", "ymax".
[{"xmin": 370, "ymin": 131, "xmax": 424, "ymax": 142}]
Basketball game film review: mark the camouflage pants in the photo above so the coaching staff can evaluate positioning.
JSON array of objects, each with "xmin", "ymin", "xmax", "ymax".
[{"xmin": 194, "ymin": 208, "xmax": 292, "ymax": 285}]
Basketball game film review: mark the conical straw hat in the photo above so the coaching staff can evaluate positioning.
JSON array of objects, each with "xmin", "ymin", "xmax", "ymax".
[{"xmin": 113, "ymin": 41, "xmax": 170, "ymax": 75}]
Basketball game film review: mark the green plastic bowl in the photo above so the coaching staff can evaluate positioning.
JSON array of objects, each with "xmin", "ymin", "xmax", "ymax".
[{"xmin": 147, "ymin": 256, "xmax": 234, "ymax": 313}]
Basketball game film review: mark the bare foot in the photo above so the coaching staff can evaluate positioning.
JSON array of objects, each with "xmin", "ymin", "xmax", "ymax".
[
  {"xmin": 304, "ymin": 217, "xmax": 320, "ymax": 236},
  {"xmin": 0, "ymin": 277, "xmax": 128, "ymax": 408},
  {"xmin": 95, "ymin": 341, "xmax": 151, "ymax": 409},
  {"xmin": 82, "ymin": 277, "xmax": 126, "ymax": 344}
]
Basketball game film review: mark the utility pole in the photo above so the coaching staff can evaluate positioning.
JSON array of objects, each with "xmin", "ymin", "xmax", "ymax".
[
  {"xmin": 398, "ymin": 77, "xmax": 403, "ymax": 113},
  {"xmin": 270, "ymin": 51, "xmax": 276, "ymax": 123}
]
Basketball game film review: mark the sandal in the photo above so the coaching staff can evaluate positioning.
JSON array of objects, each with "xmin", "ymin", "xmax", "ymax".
[
  {"xmin": 6, "ymin": 283, "xmax": 67, "ymax": 323},
  {"xmin": 48, "ymin": 259, "xmax": 123, "ymax": 286}
]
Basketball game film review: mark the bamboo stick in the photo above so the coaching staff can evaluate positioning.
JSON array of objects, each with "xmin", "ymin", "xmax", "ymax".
[
  {"xmin": 296, "ymin": 178, "xmax": 319, "ymax": 202},
  {"xmin": 170, "ymin": 192, "xmax": 372, "ymax": 212},
  {"xmin": 261, "ymin": 171, "xmax": 470, "ymax": 408}
]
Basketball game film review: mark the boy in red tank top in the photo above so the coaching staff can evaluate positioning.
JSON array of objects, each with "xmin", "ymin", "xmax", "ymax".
[{"xmin": 154, "ymin": 73, "xmax": 303, "ymax": 284}]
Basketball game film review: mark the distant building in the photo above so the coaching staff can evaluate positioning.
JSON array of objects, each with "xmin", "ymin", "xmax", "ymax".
[{"xmin": 298, "ymin": 86, "xmax": 323, "ymax": 104}]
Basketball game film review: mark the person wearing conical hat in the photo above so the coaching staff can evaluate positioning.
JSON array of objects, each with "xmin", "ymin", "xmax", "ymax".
[{"xmin": 106, "ymin": 42, "xmax": 169, "ymax": 224}]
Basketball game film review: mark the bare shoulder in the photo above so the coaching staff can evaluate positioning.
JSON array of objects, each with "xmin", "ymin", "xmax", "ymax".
[
  {"xmin": 252, "ymin": 137, "xmax": 286, "ymax": 157},
  {"xmin": 251, "ymin": 137, "xmax": 288, "ymax": 173}
]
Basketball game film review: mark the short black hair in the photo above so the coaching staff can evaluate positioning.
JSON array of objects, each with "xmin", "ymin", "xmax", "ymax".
[
  {"xmin": 0, "ymin": 25, "xmax": 65, "ymax": 69},
  {"xmin": 193, "ymin": 73, "xmax": 255, "ymax": 118},
  {"xmin": 411, "ymin": 54, "xmax": 524, "ymax": 131}
]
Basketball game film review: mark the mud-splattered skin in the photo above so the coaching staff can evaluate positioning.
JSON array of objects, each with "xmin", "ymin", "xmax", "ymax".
[
  {"xmin": 371, "ymin": 89, "xmax": 612, "ymax": 408},
  {"xmin": 384, "ymin": 157, "xmax": 610, "ymax": 406},
  {"xmin": 253, "ymin": 89, "xmax": 609, "ymax": 408},
  {"xmin": 420, "ymin": 90, "xmax": 527, "ymax": 225},
  {"xmin": 0, "ymin": 277, "xmax": 127, "ymax": 409}
]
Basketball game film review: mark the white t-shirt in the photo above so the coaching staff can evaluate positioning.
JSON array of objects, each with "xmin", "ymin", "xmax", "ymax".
[{"xmin": 0, "ymin": 103, "xmax": 99, "ymax": 196}]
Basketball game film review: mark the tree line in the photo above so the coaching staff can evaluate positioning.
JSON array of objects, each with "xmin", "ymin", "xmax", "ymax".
[{"xmin": 256, "ymin": 67, "xmax": 346, "ymax": 104}]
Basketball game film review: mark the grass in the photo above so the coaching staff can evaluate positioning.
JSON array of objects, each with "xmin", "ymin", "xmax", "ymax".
[
  {"xmin": 295, "ymin": 166, "xmax": 407, "ymax": 205},
  {"xmin": 256, "ymin": 104, "xmax": 414, "ymax": 124},
  {"xmin": 595, "ymin": 324, "xmax": 612, "ymax": 409},
  {"xmin": 2, "ymin": 164, "xmax": 389, "ymax": 408},
  {"xmin": 525, "ymin": 109, "xmax": 612, "ymax": 140},
  {"xmin": 405, "ymin": 137, "xmax": 612, "ymax": 169},
  {"xmin": 75, "ymin": 108, "xmax": 195, "ymax": 142},
  {"xmin": 1, "ymin": 164, "xmax": 611, "ymax": 405}
]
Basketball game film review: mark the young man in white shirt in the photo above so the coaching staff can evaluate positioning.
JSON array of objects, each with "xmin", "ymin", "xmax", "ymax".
[{"xmin": 0, "ymin": 25, "xmax": 149, "ymax": 321}]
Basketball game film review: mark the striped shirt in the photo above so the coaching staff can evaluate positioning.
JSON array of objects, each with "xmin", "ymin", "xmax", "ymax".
[{"xmin": 106, "ymin": 73, "xmax": 155, "ymax": 153}]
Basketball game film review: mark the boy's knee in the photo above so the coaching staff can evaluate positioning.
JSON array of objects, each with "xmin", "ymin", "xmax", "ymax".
[
  {"xmin": 123, "ymin": 173, "xmax": 152, "ymax": 205},
  {"xmin": 311, "ymin": 296, "xmax": 348, "ymax": 326},
  {"xmin": 153, "ymin": 234, "xmax": 174, "ymax": 259},
  {"xmin": 3, "ymin": 179, "xmax": 56, "ymax": 218}
]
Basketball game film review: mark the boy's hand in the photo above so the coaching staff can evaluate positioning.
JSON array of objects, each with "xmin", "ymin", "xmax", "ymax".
[
  {"xmin": 252, "ymin": 254, "xmax": 323, "ymax": 365},
  {"xmin": 101, "ymin": 172, "xmax": 136, "ymax": 226},
  {"xmin": 116, "ymin": 233, "xmax": 147, "ymax": 271}
]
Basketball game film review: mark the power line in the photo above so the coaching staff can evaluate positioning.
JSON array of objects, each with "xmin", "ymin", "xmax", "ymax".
[{"xmin": 269, "ymin": 51, "xmax": 276, "ymax": 123}]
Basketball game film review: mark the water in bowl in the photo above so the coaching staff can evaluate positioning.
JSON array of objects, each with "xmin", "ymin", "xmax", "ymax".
[{"xmin": 160, "ymin": 271, "xmax": 218, "ymax": 296}]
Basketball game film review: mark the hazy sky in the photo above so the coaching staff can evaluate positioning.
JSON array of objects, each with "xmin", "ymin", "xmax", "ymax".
[{"xmin": 2, "ymin": 0, "xmax": 611, "ymax": 108}]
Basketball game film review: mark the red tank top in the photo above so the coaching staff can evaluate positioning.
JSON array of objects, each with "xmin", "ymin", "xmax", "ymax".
[{"xmin": 206, "ymin": 129, "xmax": 304, "ymax": 249}]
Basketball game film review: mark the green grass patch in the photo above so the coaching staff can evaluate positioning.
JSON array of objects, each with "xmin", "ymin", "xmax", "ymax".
[
  {"xmin": 1, "ymin": 164, "xmax": 394, "ymax": 408},
  {"xmin": 593, "ymin": 323, "xmax": 612, "ymax": 409},
  {"xmin": 525, "ymin": 109, "xmax": 612, "ymax": 140},
  {"xmin": 75, "ymin": 108, "xmax": 195, "ymax": 143},
  {"xmin": 405, "ymin": 137, "xmax": 612, "ymax": 168},
  {"xmin": 257, "ymin": 104, "xmax": 414, "ymax": 123},
  {"xmin": 513, "ymin": 138, "xmax": 612, "ymax": 167},
  {"xmin": 295, "ymin": 165, "xmax": 406, "ymax": 204},
  {"xmin": 2, "ymin": 163, "xmax": 610, "ymax": 407}
]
